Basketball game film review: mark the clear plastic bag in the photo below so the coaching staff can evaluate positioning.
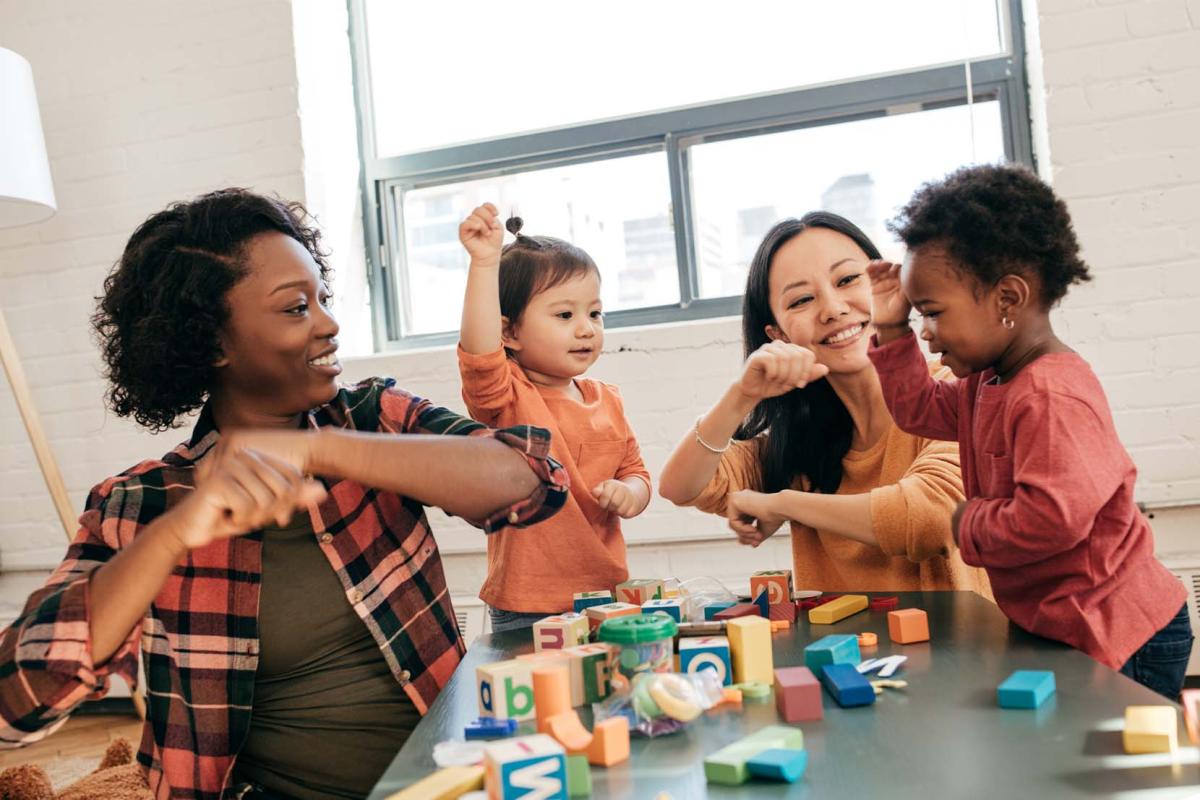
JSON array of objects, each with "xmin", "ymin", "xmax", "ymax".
[
  {"xmin": 676, "ymin": 576, "xmax": 738, "ymax": 622},
  {"xmin": 592, "ymin": 670, "xmax": 725, "ymax": 737}
]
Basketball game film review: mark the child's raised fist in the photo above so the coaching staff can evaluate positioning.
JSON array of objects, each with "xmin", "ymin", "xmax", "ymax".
[{"xmin": 458, "ymin": 202, "xmax": 504, "ymax": 267}]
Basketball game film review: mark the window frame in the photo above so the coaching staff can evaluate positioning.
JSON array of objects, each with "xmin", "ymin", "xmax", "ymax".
[{"xmin": 347, "ymin": 0, "xmax": 1033, "ymax": 351}]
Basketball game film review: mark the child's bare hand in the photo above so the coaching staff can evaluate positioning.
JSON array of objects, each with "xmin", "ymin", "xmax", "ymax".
[
  {"xmin": 867, "ymin": 259, "xmax": 911, "ymax": 328},
  {"xmin": 459, "ymin": 203, "xmax": 504, "ymax": 267},
  {"xmin": 592, "ymin": 479, "xmax": 641, "ymax": 518},
  {"xmin": 736, "ymin": 341, "xmax": 828, "ymax": 404},
  {"xmin": 726, "ymin": 489, "xmax": 786, "ymax": 547}
]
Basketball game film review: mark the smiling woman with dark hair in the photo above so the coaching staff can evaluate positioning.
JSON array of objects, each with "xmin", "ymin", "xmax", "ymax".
[
  {"xmin": 0, "ymin": 188, "xmax": 567, "ymax": 800},
  {"xmin": 660, "ymin": 212, "xmax": 989, "ymax": 597}
]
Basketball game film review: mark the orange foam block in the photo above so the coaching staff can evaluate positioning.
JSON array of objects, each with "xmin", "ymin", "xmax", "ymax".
[
  {"xmin": 887, "ymin": 608, "xmax": 930, "ymax": 644},
  {"xmin": 545, "ymin": 712, "xmax": 592, "ymax": 755},
  {"xmin": 586, "ymin": 716, "xmax": 630, "ymax": 767},
  {"xmin": 533, "ymin": 667, "xmax": 573, "ymax": 734}
]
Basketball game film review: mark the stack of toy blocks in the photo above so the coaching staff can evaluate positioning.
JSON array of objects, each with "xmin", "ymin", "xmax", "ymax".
[
  {"xmin": 583, "ymin": 601, "xmax": 640, "ymax": 635},
  {"xmin": 751, "ymin": 570, "xmax": 795, "ymax": 621},
  {"xmin": 572, "ymin": 590, "xmax": 613, "ymax": 613},
  {"xmin": 614, "ymin": 578, "xmax": 662, "ymax": 605}
]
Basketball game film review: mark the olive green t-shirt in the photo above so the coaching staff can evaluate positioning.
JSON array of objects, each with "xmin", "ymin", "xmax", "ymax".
[{"xmin": 232, "ymin": 516, "xmax": 420, "ymax": 800}]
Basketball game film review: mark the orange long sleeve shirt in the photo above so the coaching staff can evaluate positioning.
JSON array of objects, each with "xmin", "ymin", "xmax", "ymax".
[{"xmin": 459, "ymin": 346, "xmax": 650, "ymax": 612}]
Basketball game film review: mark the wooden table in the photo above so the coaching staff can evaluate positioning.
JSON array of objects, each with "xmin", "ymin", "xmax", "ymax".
[{"xmin": 369, "ymin": 591, "xmax": 1198, "ymax": 798}]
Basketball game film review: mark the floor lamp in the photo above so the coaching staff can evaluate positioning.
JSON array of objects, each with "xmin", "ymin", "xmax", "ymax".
[{"xmin": 0, "ymin": 46, "xmax": 75, "ymax": 541}]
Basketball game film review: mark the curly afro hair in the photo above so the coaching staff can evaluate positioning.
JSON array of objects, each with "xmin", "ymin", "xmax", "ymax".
[
  {"xmin": 92, "ymin": 188, "xmax": 330, "ymax": 432},
  {"xmin": 888, "ymin": 163, "xmax": 1091, "ymax": 307}
]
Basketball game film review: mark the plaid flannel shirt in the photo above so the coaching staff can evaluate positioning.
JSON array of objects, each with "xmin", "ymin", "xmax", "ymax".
[{"xmin": 0, "ymin": 378, "xmax": 567, "ymax": 799}]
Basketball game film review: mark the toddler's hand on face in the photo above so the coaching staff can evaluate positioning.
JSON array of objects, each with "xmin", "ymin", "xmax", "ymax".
[
  {"xmin": 459, "ymin": 203, "xmax": 504, "ymax": 267},
  {"xmin": 866, "ymin": 259, "xmax": 912, "ymax": 328},
  {"xmin": 737, "ymin": 341, "xmax": 829, "ymax": 404},
  {"xmin": 592, "ymin": 479, "xmax": 642, "ymax": 518}
]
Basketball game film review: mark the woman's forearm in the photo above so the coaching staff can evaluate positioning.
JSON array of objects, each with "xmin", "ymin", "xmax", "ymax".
[
  {"xmin": 88, "ymin": 516, "xmax": 190, "ymax": 665},
  {"xmin": 312, "ymin": 429, "xmax": 542, "ymax": 521},
  {"xmin": 776, "ymin": 489, "xmax": 876, "ymax": 545},
  {"xmin": 659, "ymin": 384, "xmax": 755, "ymax": 504}
]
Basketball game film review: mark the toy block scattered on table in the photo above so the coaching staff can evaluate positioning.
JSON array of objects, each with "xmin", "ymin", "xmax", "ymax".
[
  {"xmin": 585, "ymin": 716, "xmax": 630, "ymax": 767},
  {"xmin": 572, "ymin": 590, "xmax": 614, "ymax": 614},
  {"xmin": 808, "ymin": 593, "xmax": 868, "ymax": 624},
  {"xmin": 566, "ymin": 753, "xmax": 592, "ymax": 797},
  {"xmin": 545, "ymin": 712, "xmax": 593, "ymax": 755},
  {"xmin": 515, "ymin": 651, "xmax": 580, "ymax": 706},
  {"xmin": 997, "ymin": 670, "xmax": 1056, "ymax": 709},
  {"xmin": 768, "ymin": 601, "xmax": 796, "ymax": 622},
  {"xmin": 774, "ymin": 666, "xmax": 823, "ymax": 722},
  {"xmin": 484, "ymin": 734, "xmax": 568, "ymax": 799},
  {"xmin": 534, "ymin": 667, "xmax": 574, "ymax": 734},
  {"xmin": 615, "ymin": 578, "xmax": 662, "ymax": 605},
  {"xmin": 770, "ymin": 620, "xmax": 791, "ymax": 632},
  {"xmin": 887, "ymin": 608, "xmax": 930, "ymax": 643},
  {"xmin": 1123, "ymin": 706, "xmax": 1179, "ymax": 754},
  {"xmin": 751, "ymin": 570, "xmax": 794, "ymax": 605},
  {"xmin": 818, "ymin": 663, "xmax": 876, "ymax": 707},
  {"xmin": 704, "ymin": 724, "xmax": 804, "ymax": 786},
  {"xmin": 534, "ymin": 613, "xmax": 590, "ymax": 652},
  {"xmin": 713, "ymin": 602, "xmax": 762, "ymax": 621},
  {"xmin": 727, "ymin": 616, "xmax": 773, "ymax": 684},
  {"xmin": 678, "ymin": 636, "xmax": 732, "ymax": 686},
  {"xmin": 869, "ymin": 595, "xmax": 899, "ymax": 610},
  {"xmin": 751, "ymin": 587, "xmax": 770, "ymax": 618},
  {"xmin": 465, "ymin": 717, "xmax": 518, "ymax": 740},
  {"xmin": 477, "ymin": 660, "xmax": 536, "ymax": 721},
  {"xmin": 386, "ymin": 764, "xmax": 485, "ymax": 799},
  {"xmin": 1183, "ymin": 689, "xmax": 1199, "ymax": 745},
  {"xmin": 804, "ymin": 634, "xmax": 861, "ymax": 670},
  {"xmin": 641, "ymin": 598, "xmax": 683, "ymax": 622},
  {"xmin": 563, "ymin": 643, "xmax": 617, "ymax": 704},
  {"xmin": 584, "ymin": 601, "xmax": 640, "ymax": 634},
  {"xmin": 703, "ymin": 601, "xmax": 736, "ymax": 620},
  {"xmin": 747, "ymin": 747, "xmax": 808, "ymax": 783}
]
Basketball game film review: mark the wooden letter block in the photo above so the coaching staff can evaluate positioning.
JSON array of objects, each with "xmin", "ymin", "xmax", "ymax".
[
  {"xmin": 704, "ymin": 725, "xmax": 804, "ymax": 786},
  {"xmin": 750, "ymin": 570, "xmax": 794, "ymax": 605},
  {"xmin": 572, "ymin": 590, "xmax": 614, "ymax": 614},
  {"xmin": 804, "ymin": 634, "xmax": 861, "ymax": 670},
  {"xmin": 534, "ymin": 613, "xmax": 590, "ymax": 652},
  {"xmin": 563, "ymin": 643, "xmax": 617, "ymax": 704},
  {"xmin": 583, "ymin": 602, "xmax": 640, "ymax": 634},
  {"xmin": 1124, "ymin": 706, "xmax": 1179, "ymax": 754},
  {"xmin": 678, "ymin": 636, "xmax": 732, "ymax": 686},
  {"xmin": 727, "ymin": 616, "xmax": 773, "ymax": 684},
  {"xmin": 997, "ymin": 670, "xmax": 1056, "ymax": 709},
  {"xmin": 887, "ymin": 608, "xmax": 930, "ymax": 644},
  {"xmin": 476, "ymin": 660, "xmax": 536, "ymax": 721},
  {"xmin": 615, "ymin": 579, "xmax": 662, "ymax": 606},
  {"xmin": 774, "ymin": 666, "xmax": 823, "ymax": 722},
  {"xmin": 484, "ymin": 734, "xmax": 568, "ymax": 799},
  {"xmin": 818, "ymin": 663, "xmax": 876, "ymax": 708},
  {"xmin": 808, "ymin": 594, "xmax": 868, "ymax": 624},
  {"xmin": 641, "ymin": 598, "xmax": 683, "ymax": 622}
]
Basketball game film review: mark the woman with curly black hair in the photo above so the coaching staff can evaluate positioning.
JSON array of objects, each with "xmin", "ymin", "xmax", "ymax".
[
  {"xmin": 660, "ymin": 212, "xmax": 989, "ymax": 599},
  {"xmin": 0, "ymin": 188, "xmax": 568, "ymax": 800},
  {"xmin": 869, "ymin": 163, "xmax": 1191, "ymax": 700}
]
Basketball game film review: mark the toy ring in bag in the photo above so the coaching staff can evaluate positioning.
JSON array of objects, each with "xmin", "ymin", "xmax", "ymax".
[{"xmin": 647, "ymin": 673, "xmax": 703, "ymax": 722}]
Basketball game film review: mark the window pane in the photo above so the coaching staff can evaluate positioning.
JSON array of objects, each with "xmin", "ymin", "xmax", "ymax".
[
  {"xmin": 688, "ymin": 101, "xmax": 1006, "ymax": 299},
  {"xmin": 396, "ymin": 153, "xmax": 676, "ymax": 336},
  {"xmin": 364, "ymin": 1, "xmax": 1004, "ymax": 158}
]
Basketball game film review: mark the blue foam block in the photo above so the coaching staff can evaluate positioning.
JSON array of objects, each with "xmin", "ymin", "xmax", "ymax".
[
  {"xmin": 818, "ymin": 663, "xmax": 876, "ymax": 707},
  {"xmin": 465, "ymin": 717, "xmax": 518, "ymax": 739},
  {"xmin": 746, "ymin": 747, "xmax": 808, "ymax": 782},
  {"xmin": 997, "ymin": 670, "xmax": 1056, "ymax": 709}
]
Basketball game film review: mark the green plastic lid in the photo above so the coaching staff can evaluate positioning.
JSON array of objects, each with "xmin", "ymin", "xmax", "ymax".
[{"xmin": 598, "ymin": 613, "xmax": 678, "ymax": 644}]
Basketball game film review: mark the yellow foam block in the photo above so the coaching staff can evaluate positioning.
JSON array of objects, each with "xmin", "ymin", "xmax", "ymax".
[
  {"xmin": 1123, "ymin": 705, "xmax": 1178, "ymax": 754},
  {"xmin": 808, "ymin": 594, "xmax": 868, "ymax": 625},
  {"xmin": 383, "ymin": 765, "xmax": 484, "ymax": 799},
  {"xmin": 726, "ymin": 615, "xmax": 773, "ymax": 684}
]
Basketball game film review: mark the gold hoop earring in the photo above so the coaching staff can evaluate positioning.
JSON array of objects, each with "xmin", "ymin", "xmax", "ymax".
[{"xmin": 1002, "ymin": 315, "xmax": 1015, "ymax": 330}]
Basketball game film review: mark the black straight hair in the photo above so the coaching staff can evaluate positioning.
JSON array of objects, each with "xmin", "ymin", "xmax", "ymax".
[
  {"xmin": 735, "ymin": 211, "xmax": 882, "ymax": 495},
  {"xmin": 498, "ymin": 215, "xmax": 599, "ymax": 332}
]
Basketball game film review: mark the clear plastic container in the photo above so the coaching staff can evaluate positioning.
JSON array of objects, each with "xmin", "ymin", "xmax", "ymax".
[{"xmin": 598, "ymin": 614, "xmax": 678, "ymax": 683}]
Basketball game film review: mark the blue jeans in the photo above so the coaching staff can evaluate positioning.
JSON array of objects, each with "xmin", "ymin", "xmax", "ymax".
[
  {"xmin": 1120, "ymin": 601, "xmax": 1193, "ymax": 701},
  {"xmin": 488, "ymin": 607, "xmax": 550, "ymax": 634}
]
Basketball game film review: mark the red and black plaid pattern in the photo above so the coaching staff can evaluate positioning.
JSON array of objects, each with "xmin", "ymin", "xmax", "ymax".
[{"xmin": 0, "ymin": 378, "xmax": 566, "ymax": 799}]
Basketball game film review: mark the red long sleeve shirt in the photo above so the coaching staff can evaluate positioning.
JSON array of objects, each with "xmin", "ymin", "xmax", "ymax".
[{"xmin": 870, "ymin": 332, "xmax": 1185, "ymax": 669}]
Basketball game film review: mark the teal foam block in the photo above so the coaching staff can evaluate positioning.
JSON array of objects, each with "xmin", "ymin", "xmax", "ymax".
[
  {"xmin": 804, "ymin": 634, "xmax": 861, "ymax": 670},
  {"xmin": 747, "ymin": 747, "xmax": 808, "ymax": 782},
  {"xmin": 998, "ymin": 670, "xmax": 1056, "ymax": 709}
]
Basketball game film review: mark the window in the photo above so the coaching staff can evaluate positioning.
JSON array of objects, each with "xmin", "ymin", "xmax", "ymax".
[{"xmin": 349, "ymin": 0, "xmax": 1031, "ymax": 347}]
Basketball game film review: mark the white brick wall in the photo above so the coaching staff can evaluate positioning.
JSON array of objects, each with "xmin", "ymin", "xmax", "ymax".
[{"xmin": 0, "ymin": 0, "xmax": 1197, "ymax": 616}]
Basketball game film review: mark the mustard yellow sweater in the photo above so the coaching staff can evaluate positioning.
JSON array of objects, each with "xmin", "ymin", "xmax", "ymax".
[{"xmin": 687, "ymin": 423, "xmax": 991, "ymax": 598}]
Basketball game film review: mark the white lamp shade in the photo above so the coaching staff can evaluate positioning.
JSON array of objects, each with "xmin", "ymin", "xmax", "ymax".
[{"xmin": 0, "ymin": 47, "xmax": 56, "ymax": 228}]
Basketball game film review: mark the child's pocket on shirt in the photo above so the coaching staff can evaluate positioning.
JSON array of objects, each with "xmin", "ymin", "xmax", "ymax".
[
  {"xmin": 576, "ymin": 440, "xmax": 627, "ymax": 490},
  {"xmin": 979, "ymin": 451, "xmax": 1015, "ymax": 498}
]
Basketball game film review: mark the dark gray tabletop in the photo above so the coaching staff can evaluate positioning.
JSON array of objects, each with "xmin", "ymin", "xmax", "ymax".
[{"xmin": 369, "ymin": 591, "xmax": 1198, "ymax": 799}]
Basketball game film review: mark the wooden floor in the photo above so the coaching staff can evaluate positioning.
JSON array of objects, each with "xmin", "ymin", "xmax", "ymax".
[{"xmin": 0, "ymin": 714, "xmax": 143, "ymax": 770}]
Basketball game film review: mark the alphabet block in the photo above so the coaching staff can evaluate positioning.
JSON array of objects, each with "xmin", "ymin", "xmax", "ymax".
[
  {"xmin": 484, "ymin": 734, "xmax": 568, "ymax": 800},
  {"xmin": 615, "ymin": 579, "xmax": 663, "ymax": 605},
  {"xmin": 572, "ymin": 590, "xmax": 614, "ymax": 614},
  {"xmin": 678, "ymin": 636, "xmax": 732, "ymax": 686},
  {"xmin": 477, "ymin": 660, "xmax": 536, "ymax": 721},
  {"xmin": 534, "ymin": 613, "xmax": 590, "ymax": 652}
]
